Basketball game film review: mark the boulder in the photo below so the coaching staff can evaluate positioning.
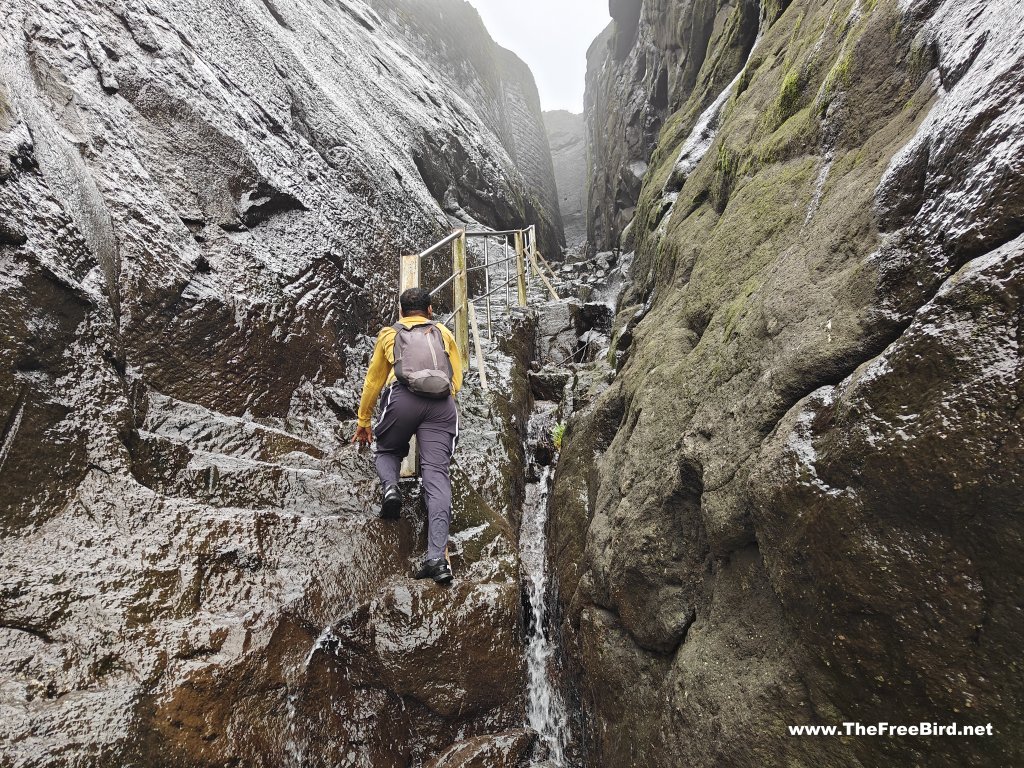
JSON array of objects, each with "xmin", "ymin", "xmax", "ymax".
[
  {"xmin": 529, "ymin": 369, "xmax": 572, "ymax": 403},
  {"xmin": 535, "ymin": 299, "xmax": 582, "ymax": 365},
  {"xmin": 579, "ymin": 301, "xmax": 613, "ymax": 333}
]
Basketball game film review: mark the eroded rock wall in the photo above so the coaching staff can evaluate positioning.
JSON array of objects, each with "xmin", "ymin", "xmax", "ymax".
[
  {"xmin": 585, "ymin": 0, "xmax": 760, "ymax": 252},
  {"xmin": 555, "ymin": 0, "xmax": 1024, "ymax": 765},
  {"xmin": 544, "ymin": 109, "xmax": 587, "ymax": 253},
  {"xmin": 0, "ymin": 0, "xmax": 558, "ymax": 764},
  {"xmin": 366, "ymin": 0, "xmax": 565, "ymax": 253}
]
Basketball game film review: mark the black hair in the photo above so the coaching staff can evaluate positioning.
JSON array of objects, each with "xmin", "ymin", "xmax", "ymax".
[{"xmin": 399, "ymin": 287, "xmax": 432, "ymax": 315}]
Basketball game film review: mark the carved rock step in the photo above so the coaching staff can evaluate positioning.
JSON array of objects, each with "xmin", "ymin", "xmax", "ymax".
[{"xmin": 143, "ymin": 391, "xmax": 326, "ymax": 465}]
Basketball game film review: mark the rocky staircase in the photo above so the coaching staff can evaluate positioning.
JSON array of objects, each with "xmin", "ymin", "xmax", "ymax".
[{"xmin": 111, "ymin": 303, "xmax": 542, "ymax": 766}]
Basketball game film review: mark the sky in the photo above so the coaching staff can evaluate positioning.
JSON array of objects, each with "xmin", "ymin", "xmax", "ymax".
[{"xmin": 468, "ymin": 0, "xmax": 611, "ymax": 114}]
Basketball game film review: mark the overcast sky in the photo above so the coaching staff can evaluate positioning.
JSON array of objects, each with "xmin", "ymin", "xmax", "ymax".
[{"xmin": 468, "ymin": 0, "xmax": 611, "ymax": 114}]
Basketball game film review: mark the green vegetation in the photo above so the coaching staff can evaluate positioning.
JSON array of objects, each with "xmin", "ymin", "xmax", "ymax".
[
  {"xmin": 735, "ymin": 60, "xmax": 757, "ymax": 96},
  {"xmin": 710, "ymin": 143, "xmax": 741, "ymax": 212},
  {"xmin": 792, "ymin": 9, "xmax": 805, "ymax": 37},
  {"xmin": 552, "ymin": 422, "xmax": 566, "ymax": 452},
  {"xmin": 762, "ymin": 0, "xmax": 786, "ymax": 25},
  {"xmin": 778, "ymin": 69, "xmax": 802, "ymax": 119},
  {"xmin": 818, "ymin": 51, "xmax": 854, "ymax": 116},
  {"xmin": 722, "ymin": 278, "xmax": 762, "ymax": 342},
  {"xmin": 908, "ymin": 34, "xmax": 936, "ymax": 80},
  {"xmin": 614, "ymin": 0, "xmax": 915, "ymax": 410}
]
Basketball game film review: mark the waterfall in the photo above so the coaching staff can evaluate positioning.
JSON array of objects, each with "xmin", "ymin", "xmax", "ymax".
[
  {"xmin": 520, "ymin": 405, "xmax": 573, "ymax": 765},
  {"xmin": 281, "ymin": 625, "xmax": 338, "ymax": 765},
  {"xmin": 670, "ymin": 68, "xmax": 747, "ymax": 182},
  {"xmin": 805, "ymin": 152, "xmax": 835, "ymax": 223},
  {"xmin": 670, "ymin": 26, "xmax": 765, "ymax": 182}
]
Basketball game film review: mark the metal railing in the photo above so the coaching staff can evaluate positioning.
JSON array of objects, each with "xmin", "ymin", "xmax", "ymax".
[
  {"xmin": 399, "ymin": 224, "xmax": 560, "ymax": 386},
  {"xmin": 396, "ymin": 224, "xmax": 561, "ymax": 477}
]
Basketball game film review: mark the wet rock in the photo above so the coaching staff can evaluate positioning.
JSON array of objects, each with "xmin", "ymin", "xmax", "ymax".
[
  {"xmin": 368, "ymin": 0, "xmax": 564, "ymax": 253},
  {"xmin": 535, "ymin": 298, "xmax": 582, "ymax": 365},
  {"xmin": 579, "ymin": 301, "xmax": 613, "ymax": 334},
  {"xmin": 235, "ymin": 179, "xmax": 307, "ymax": 228},
  {"xmin": 594, "ymin": 251, "xmax": 613, "ymax": 271},
  {"xmin": 118, "ymin": 4, "xmax": 161, "ymax": 52},
  {"xmin": 84, "ymin": 38, "xmax": 119, "ymax": 94},
  {"xmin": 874, "ymin": 135, "xmax": 930, "ymax": 230},
  {"xmin": 585, "ymin": 0, "xmax": 761, "ymax": 250},
  {"xmin": 576, "ymin": 329, "xmax": 609, "ymax": 364},
  {"xmin": 544, "ymin": 110, "xmax": 586, "ymax": 253},
  {"xmin": 751, "ymin": 234, "xmax": 1024, "ymax": 755},
  {"xmin": 424, "ymin": 728, "xmax": 536, "ymax": 768},
  {"xmin": 0, "ymin": 215, "xmax": 27, "ymax": 245},
  {"xmin": 0, "ymin": 0, "xmax": 559, "ymax": 763},
  {"xmin": 556, "ymin": 0, "xmax": 1024, "ymax": 766},
  {"xmin": 370, "ymin": 579, "xmax": 525, "ymax": 718},
  {"xmin": 529, "ymin": 368, "xmax": 571, "ymax": 403}
]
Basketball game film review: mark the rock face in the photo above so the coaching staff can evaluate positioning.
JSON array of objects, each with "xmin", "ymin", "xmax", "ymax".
[
  {"xmin": 554, "ymin": 0, "xmax": 1024, "ymax": 766},
  {"xmin": 585, "ymin": 0, "xmax": 760, "ymax": 252},
  {"xmin": 0, "ymin": 0, "xmax": 561, "ymax": 764},
  {"xmin": 424, "ymin": 729, "xmax": 536, "ymax": 768},
  {"xmin": 543, "ymin": 110, "xmax": 587, "ymax": 253},
  {"xmin": 367, "ymin": 0, "xmax": 564, "ymax": 254}
]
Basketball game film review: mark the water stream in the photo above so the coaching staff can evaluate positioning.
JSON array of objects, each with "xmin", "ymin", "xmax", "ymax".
[
  {"xmin": 284, "ymin": 690, "xmax": 307, "ymax": 767},
  {"xmin": 284, "ymin": 625, "xmax": 339, "ymax": 765},
  {"xmin": 520, "ymin": 403, "xmax": 574, "ymax": 766}
]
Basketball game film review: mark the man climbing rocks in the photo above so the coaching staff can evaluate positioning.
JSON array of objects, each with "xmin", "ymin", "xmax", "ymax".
[{"xmin": 353, "ymin": 287, "xmax": 463, "ymax": 584}]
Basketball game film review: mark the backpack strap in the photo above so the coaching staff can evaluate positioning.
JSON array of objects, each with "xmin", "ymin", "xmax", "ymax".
[
  {"xmin": 392, "ymin": 320, "xmax": 437, "ymax": 333},
  {"xmin": 391, "ymin": 322, "xmax": 405, "ymax": 363},
  {"xmin": 393, "ymin": 320, "xmax": 436, "ymax": 329}
]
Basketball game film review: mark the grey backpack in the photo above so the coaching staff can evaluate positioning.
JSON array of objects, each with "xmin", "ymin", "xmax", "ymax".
[{"xmin": 392, "ymin": 322, "xmax": 454, "ymax": 398}]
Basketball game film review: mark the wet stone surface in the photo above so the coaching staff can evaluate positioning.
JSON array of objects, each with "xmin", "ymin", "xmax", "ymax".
[
  {"xmin": 0, "ymin": 0, "xmax": 563, "ymax": 763},
  {"xmin": 551, "ymin": 0, "xmax": 1024, "ymax": 766}
]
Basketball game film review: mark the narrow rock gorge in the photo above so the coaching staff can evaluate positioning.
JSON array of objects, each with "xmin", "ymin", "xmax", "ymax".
[
  {"xmin": 552, "ymin": 0, "xmax": 1024, "ymax": 765},
  {"xmin": 543, "ymin": 110, "xmax": 587, "ymax": 254},
  {"xmin": 2, "ymin": 0, "xmax": 1023, "ymax": 766}
]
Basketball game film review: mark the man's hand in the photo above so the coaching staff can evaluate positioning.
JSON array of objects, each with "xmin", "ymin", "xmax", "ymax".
[{"xmin": 352, "ymin": 425, "xmax": 373, "ymax": 449}]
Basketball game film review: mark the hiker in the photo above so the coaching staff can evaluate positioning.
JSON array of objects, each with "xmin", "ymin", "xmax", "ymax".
[{"xmin": 352, "ymin": 287, "xmax": 463, "ymax": 584}]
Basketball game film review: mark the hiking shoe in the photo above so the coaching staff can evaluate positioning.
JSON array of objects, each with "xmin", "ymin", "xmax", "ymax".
[
  {"xmin": 413, "ymin": 557, "xmax": 453, "ymax": 584},
  {"xmin": 380, "ymin": 483, "xmax": 402, "ymax": 519}
]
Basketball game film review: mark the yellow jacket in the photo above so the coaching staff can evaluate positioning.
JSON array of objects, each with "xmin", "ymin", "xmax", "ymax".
[{"xmin": 357, "ymin": 315, "xmax": 463, "ymax": 427}]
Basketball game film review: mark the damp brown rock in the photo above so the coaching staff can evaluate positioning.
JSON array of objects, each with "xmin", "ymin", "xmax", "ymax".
[
  {"xmin": 0, "ymin": 0, "xmax": 558, "ymax": 764},
  {"xmin": 552, "ymin": 0, "xmax": 1024, "ymax": 766}
]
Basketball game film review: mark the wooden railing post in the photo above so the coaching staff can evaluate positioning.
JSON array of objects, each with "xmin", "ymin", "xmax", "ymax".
[
  {"xmin": 483, "ymin": 237, "xmax": 492, "ymax": 339},
  {"xmin": 400, "ymin": 253, "xmax": 420, "ymax": 295},
  {"xmin": 514, "ymin": 230, "xmax": 527, "ymax": 307},
  {"xmin": 528, "ymin": 225, "xmax": 540, "ymax": 277},
  {"xmin": 399, "ymin": 253, "xmax": 420, "ymax": 478},
  {"xmin": 452, "ymin": 230, "xmax": 470, "ymax": 366},
  {"xmin": 504, "ymin": 237, "xmax": 511, "ymax": 307},
  {"xmin": 527, "ymin": 224, "xmax": 558, "ymax": 300},
  {"xmin": 468, "ymin": 303, "xmax": 488, "ymax": 391}
]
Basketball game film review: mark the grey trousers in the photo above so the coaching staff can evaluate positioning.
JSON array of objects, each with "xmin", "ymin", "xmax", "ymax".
[{"xmin": 373, "ymin": 383, "xmax": 459, "ymax": 560}]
